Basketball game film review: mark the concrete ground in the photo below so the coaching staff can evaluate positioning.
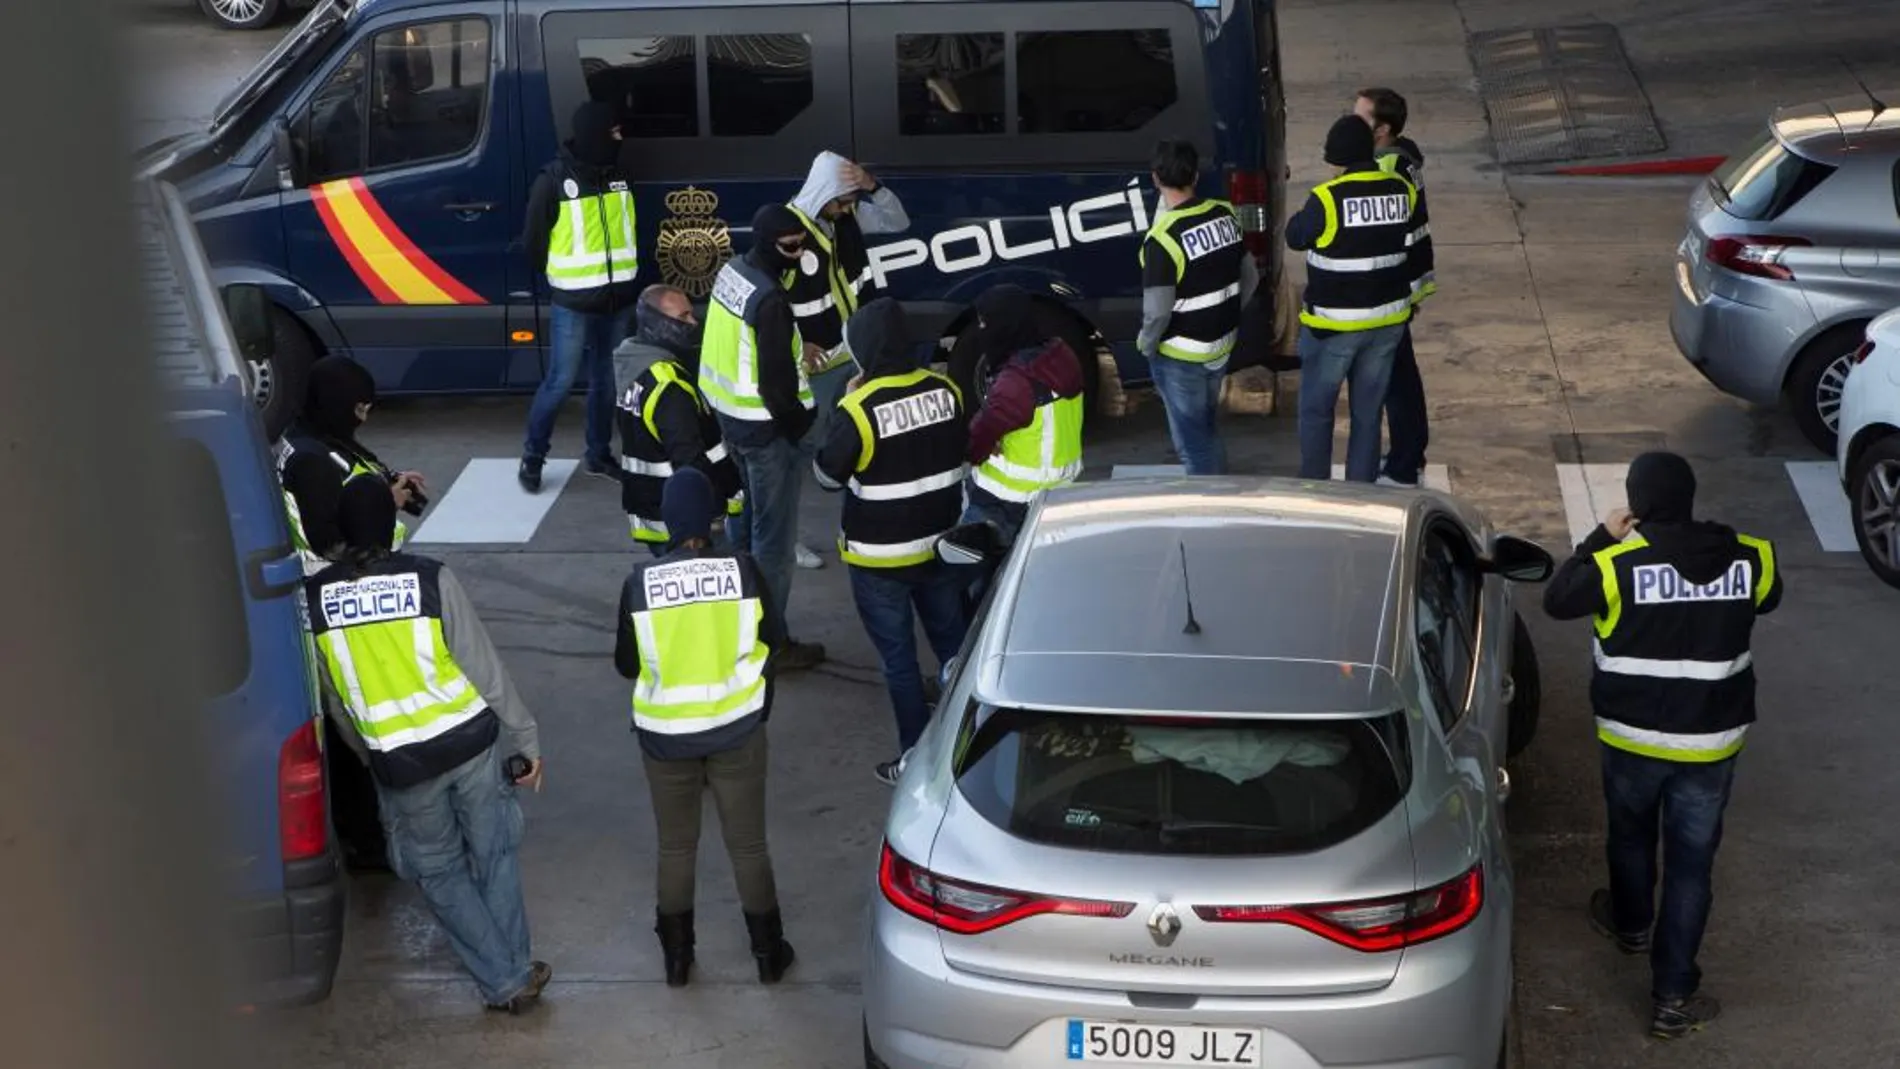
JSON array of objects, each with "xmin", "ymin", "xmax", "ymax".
[{"xmin": 134, "ymin": 1, "xmax": 1900, "ymax": 1066}]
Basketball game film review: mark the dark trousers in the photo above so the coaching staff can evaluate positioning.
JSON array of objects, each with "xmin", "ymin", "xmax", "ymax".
[
  {"xmin": 324, "ymin": 730, "xmax": 386, "ymax": 866},
  {"xmin": 848, "ymin": 563, "xmax": 969, "ymax": 751},
  {"xmin": 1600, "ymin": 743, "xmax": 1739, "ymax": 1001},
  {"xmin": 642, "ymin": 727, "xmax": 779, "ymax": 916},
  {"xmin": 1380, "ymin": 324, "xmax": 1429, "ymax": 484}
]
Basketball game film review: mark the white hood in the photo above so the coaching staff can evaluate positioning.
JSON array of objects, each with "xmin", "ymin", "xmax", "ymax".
[{"xmin": 790, "ymin": 150, "xmax": 856, "ymax": 230}]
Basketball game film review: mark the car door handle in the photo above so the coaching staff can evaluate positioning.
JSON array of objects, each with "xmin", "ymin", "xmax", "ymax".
[{"xmin": 444, "ymin": 201, "xmax": 496, "ymax": 213}]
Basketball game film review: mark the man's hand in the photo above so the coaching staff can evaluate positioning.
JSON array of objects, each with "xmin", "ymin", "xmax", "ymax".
[
  {"xmin": 843, "ymin": 161, "xmax": 876, "ymax": 192},
  {"xmin": 846, "ymin": 371, "xmax": 865, "ymax": 393},
  {"xmin": 515, "ymin": 758, "xmax": 545, "ymax": 794},
  {"xmin": 1604, "ymin": 507, "xmax": 1639, "ymax": 540},
  {"xmin": 802, "ymin": 342, "xmax": 829, "ymax": 374},
  {"xmin": 397, "ymin": 471, "xmax": 427, "ymax": 493},
  {"xmin": 391, "ymin": 480, "xmax": 415, "ymax": 509}
]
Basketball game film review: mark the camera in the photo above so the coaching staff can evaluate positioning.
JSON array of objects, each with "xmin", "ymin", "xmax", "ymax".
[{"xmin": 504, "ymin": 753, "xmax": 533, "ymax": 782}]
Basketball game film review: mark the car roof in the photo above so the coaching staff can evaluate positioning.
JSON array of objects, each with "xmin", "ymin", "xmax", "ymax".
[
  {"xmin": 969, "ymin": 477, "xmax": 1436, "ymax": 718},
  {"xmin": 1773, "ymin": 94, "xmax": 1900, "ymax": 162}
]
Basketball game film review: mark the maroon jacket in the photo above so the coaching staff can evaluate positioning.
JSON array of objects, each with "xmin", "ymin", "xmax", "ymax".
[{"xmin": 968, "ymin": 339, "xmax": 1085, "ymax": 465}]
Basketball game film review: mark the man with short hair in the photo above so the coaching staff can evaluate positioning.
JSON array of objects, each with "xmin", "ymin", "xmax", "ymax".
[
  {"xmin": 1355, "ymin": 87, "xmax": 1436, "ymax": 488},
  {"xmin": 1137, "ymin": 139, "xmax": 1257, "ymax": 475}
]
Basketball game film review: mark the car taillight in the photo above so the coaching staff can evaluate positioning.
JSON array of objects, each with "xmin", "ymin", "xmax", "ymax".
[
  {"xmin": 1191, "ymin": 863, "xmax": 1483, "ymax": 953},
  {"xmin": 1853, "ymin": 338, "xmax": 1876, "ymax": 364},
  {"xmin": 1225, "ymin": 168, "xmax": 1271, "ymax": 260},
  {"xmin": 278, "ymin": 719, "xmax": 328, "ymax": 862},
  {"xmin": 877, "ymin": 842, "xmax": 1134, "ymax": 935},
  {"xmin": 1704, "ymin": 235, "xmax": 1810, "ymax": 281}
]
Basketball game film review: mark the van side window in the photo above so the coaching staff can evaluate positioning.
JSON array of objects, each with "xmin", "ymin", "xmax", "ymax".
[
  {"xmin": 367, "ymin": 19, "xmax": 491, "ymax": 170},
  {"xmin": 583, "ymin": 36, "xmax": 699, "ymax": 138},
  {"xmin": 303, "ymin": 49, "xmax": 367, "ymax": 182},
  {"xmin": 897, "ymin": 33, "xmax": 1004, "ymax": 136},
  {"xmin": 708, "ymin": 35, "xmax": 814, "ymax": 137},
  {"xmin": 1016, "ymin": 30, "xmax": 1177, "ymax": 134}
]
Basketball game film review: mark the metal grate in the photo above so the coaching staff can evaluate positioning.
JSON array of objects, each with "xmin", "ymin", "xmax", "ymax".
[{"xmin": 1469, "ymin": 23, "xmax": 1666, "ymax": 166}]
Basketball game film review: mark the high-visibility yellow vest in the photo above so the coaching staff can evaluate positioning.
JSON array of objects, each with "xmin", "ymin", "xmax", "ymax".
[
  {"xmin": 971, "ymin": 391, "xmax": 1084, "ymax": 503},
  {"xmin": 546, "ymin": 174, "xmax": 637, "ymax": 292},
  {"xmin": 698, "ymin": 258, "xmax": 813, "ymax": 422},
  {"xmin": 627, "ymin": 552, "xmax": 771, "ymax": 745},
  {"xmin": 1140, "ymin": 198, "xmax": 1246, "ymax": 364}
]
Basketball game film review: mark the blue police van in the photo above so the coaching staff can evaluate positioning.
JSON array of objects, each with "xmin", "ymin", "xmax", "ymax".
[
  {"xmin": 145, "ymin": 0, "xmax": 1287, "ymax": 438},
  {"xmin": 142, "ymin": 176, "xmax": 346, "ymax": 1006}
]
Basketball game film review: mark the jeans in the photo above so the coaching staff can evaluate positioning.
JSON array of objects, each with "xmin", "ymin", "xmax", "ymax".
[
  {"xmin": 524, "ymin": 304, "xmax": 633, "ymax": 465},
  {"xmin": 642, "ymin": 727, "xmax": 778, "ymax": 915},
  {"xmin": 1147, "ymin": 353, "xmax": 1227, "ymax": 475},
  {"xmin": 1600, "ymin": 744, "xmax": 1739, "ymax": 1001},
  {"xmin": 848, "ymin": 563, "xmax": 969, "ymax": 751},
  {"xmin": 1296, "ymin": 323, "xmax": 1405, "ymax": 482},
  {"xmin": 725, "ymin": 429, "xmax": 804, "ymax": 625},
  {"xmin": 375, "ymin": 744, "xmax": 533, "ymax": 1005},
  {"xmin": 1380, "ymin": 324, "xmax": 1429, "ymax": 484}
]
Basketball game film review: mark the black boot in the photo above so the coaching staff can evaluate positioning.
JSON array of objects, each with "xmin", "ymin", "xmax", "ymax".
[
  {"xmin": 744, "ymin": 909, "xmax": 796, "ymax": 984},
  {"xmin": 654, "ymin": 911, "xmax": 694, "ymax": 987}
]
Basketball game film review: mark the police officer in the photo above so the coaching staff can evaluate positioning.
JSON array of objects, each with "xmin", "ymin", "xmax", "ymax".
[
  {"xmin": 1137, "ymin": 139, "xmax": 1256, "ymax": 476},
  {"xmin": 616, "ymin": 284, "xmax": 743, "ymax": 552},
  {"xmin": 1285, "ymin": 115, "xmax": 1418, "ymax": 483},
  {"xmin": 1355, "ymin": 87, "xmax": 1437, "ymax": 488},
  {"xmin": 813, "ymin": 299, "xmax": 970, "ymax": 785},
  {"xmin": 699, "ymin": 203, "xmax": 826, "ymax": 670},
  {"xmin": 307, "ymin": 479, "xmax": 550, "ymax": 1013},
  {"xmin": 1542, "ymin": 452, "xmax": 1782, "ymax": 1040},
  {"xmin": 614, "ymin": 468, "xmax": 795, "ymax": 988},
  {"xmin": 965, "ymin": 284, "xmax": 1086, "ymax": 548}
]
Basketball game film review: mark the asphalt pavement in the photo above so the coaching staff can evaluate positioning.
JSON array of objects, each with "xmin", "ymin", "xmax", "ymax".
[{"xmin": 133, "ymin": 1, "xmax": 1900, "ymax": 1066}]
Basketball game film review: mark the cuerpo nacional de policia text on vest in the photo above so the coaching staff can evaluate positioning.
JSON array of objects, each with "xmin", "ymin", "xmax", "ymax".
[
  {"xmin": 545, "ymin": 165, "xmax": 637, "ymax": 294},
  {"xmin": 1141, "ymin": 198, "xmax": 1248, "ymax": 364},
  {"xmin": 617, "ymin": 361, "xmax": 744, "ymax": 545},
  {"xmin": 1300, "ymin": 170, "xmax": 1416, "ymax": 333},
  {"xmin": 1588, "ymin": 531, "xmax": 1778, "ymax": 762},
  {"xmin": 786, "ymin": 204, "xmax": 867, "ymax": 373},
  {"xmin": 306, "ymin": 556, "xmax": 498, "ymax": 789},
  {"xmin": 626, "ymin": 551, "xmax": 773, "ymax": 760},
  {"xmin": 835, "ymin": 369, "xmax": 967, "ymax": 567},
  {"xmin": 698, "ymin": 258, "xmax": 815, "ymax": 421}
]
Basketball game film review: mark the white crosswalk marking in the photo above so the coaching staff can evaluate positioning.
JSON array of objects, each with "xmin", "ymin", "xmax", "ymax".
[
  {"xmin": 1109, "ymin": 464, "xmax": 1187, "ymax": 479},
  {"xmin": 1330, "ymin": 463, "xmax": 1451, "ymax": 491},
  {"xmin": 411, "ymin": 458, "xmax": 578, "ymax": 544},
  {"xmin": 1554, "ymin": 463, "xmax": 1629, "ymax": 547},
  {"xmin": 1784, "ymin": 461, "xmax": 1857, "ymax": 552}
]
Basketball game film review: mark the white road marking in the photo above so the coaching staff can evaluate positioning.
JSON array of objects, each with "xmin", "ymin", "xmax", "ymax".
[
  {"xmin": 1110, "ymin": 464, "xmax": 1187, "ymax": 478},
  {"xmin": 410, "ymin": 458, "xmax": 578, "ymax": 544},
  {"xmin": 1329, "ymin": 463, "xmax": 1451, "ymax": 491},
  {"xmin": 1784, "ymin": 460, "xmax": 1857, "ymax": 552},
  {"xmin": 1554, "ymin": 464, "xmax": 1629, "ymax": 547}
]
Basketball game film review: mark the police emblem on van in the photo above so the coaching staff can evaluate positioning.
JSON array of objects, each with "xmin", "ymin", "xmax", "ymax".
[{"xmin": 657, "ymin": 187, "xmax": 734, "ymax": 299}]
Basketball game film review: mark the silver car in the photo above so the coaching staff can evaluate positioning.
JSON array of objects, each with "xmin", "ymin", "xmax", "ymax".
[
  {"xmin": 1669, "ymin": 91, "xmax": 1900, "ymax": 454},
  {"xmin": 864, "ymin": 478, "xmax": 1552, "ymax": 1069}
]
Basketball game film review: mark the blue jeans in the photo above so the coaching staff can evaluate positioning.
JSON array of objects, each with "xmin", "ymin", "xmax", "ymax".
[
  {"xmin": 1296, "ymin": 323, "xmax": 1405, "ymax": 482},
  {"xmin": 1381, "ymin": 324, "xmax": 1429, "ymax": 484},
  {"xmin": 1600, "ymin": 744, "xmax": 1739, "ymax": 1002},
  {"xmin": 375, "ymin": 743, "xmax": 533, "ymax": 1005},
  {"xmin": 959, "ymin": 493, "xmax": 1024, "ymax": 608},
  {"xmin": 1147, "ymin": 353, "xmax": 1227, "ymax": 475},
  {"xmin": 848, "ymin": 563, "xmax": 969, "ymax": 751},
  {"xmin": 725, "ymin": 429, "xmax": 804, "ymax": 624},
  {"xmin": 523, "ymin": 304, "xmax": 633, "ymax": 465}
]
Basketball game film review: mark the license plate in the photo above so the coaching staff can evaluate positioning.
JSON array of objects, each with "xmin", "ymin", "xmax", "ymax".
[{"xmin": 1066, "ymin": 1020, "xmax": 1263, "ymax": 1065}]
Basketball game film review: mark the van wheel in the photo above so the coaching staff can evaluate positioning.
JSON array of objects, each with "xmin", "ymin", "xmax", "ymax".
[
  {"xmin": 1506, "ymin": 612, "xmax": 1540, "ymax": 759},
  {"xmin": 199, "ymin": 0, "xmax": 284, "ymax": 29},
  {"xmin": 254, "ymin": 308, "xmax": 316, "ymax": 442},
  {"xmin": 945, "ymin": 304, "xmax": 1101, "ymax": 430},
  {"xmin": 1786, "ymin": 323, "xmax": 1863, "ymax": 455}
]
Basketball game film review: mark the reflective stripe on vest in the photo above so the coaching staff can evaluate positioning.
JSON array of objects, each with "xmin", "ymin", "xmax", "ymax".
[
  {"xmin": 972, "ymin": 393, "xmax": 1085, "ymax": 503},
  {"xmin": 1141, "ymin": 199, "xmax": 1246, "ymax": 364},
  {"xmin": 546, "ymin": 188, "xmax": 638, "ymax": 291},
  {"xmin": 630, "ymin": 559, "xmax": 770, "ymax": 735},
  {"xmin": 1299, "ymin": 171, "xmax": 1416, "ymax": 332},
  {"xmin": 1595, "ymin": 716, "xmax": 1749, "ymax": 763},
  {"xmin": 315, "ymin": 605, "xmax": 485, "ymax": 754},
  {"xmin": 698, "ymin": 261, "xmax": 813, "ymax": 421},
  {"xmin": 836, "ymin": 369, "xmax": 967, "ymax": 567}
]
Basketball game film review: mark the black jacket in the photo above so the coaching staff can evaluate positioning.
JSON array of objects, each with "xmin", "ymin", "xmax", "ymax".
[
  {"xmin": 719, "ymin": 250, "xmax": 812, "ymax": 448},
  {"xmin": 522, "ymin": 150, "xmax": 640, "ymax": 314}
]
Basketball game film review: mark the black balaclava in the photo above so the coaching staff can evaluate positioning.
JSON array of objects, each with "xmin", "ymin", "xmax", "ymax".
[
  {"xmin": 974, "ymin": 284, "xmax": 1044, "ymax": 360},
  {"xmin": 568, "ymin": 101, "xmax": 620, "ymax": 168},
  {"xmin": 635, "ymin": 295, "xmax": 703, "ymax": 367},
  {"xmin": 336, "ymin": 474, "xmax": 398, "ymax": 556},
  {"xmin": 746, "ymin": 203, "xmax": 805, "ymax": 274},
  {"xmin": 1323, "ymin": 114, "xmax": 1376, "ymax": 167},
  {"xmin": 1627, "ymin": 451, "xmax": 1697, "ymax": 524},
  {"xmin": 303, "ymin": 355, "xmax": 377, "ymax": 441}
]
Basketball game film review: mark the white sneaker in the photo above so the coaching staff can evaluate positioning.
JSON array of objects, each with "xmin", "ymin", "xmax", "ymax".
[
  {"xmin": 1375, "ymin": 475, "xmax": 1419, "ymax": 489},
  {"xmin": 795, "ymin": 543, "xmax": 824, "ymax": 569}
]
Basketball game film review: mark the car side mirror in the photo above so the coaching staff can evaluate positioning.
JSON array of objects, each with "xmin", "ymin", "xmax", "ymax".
[
  {"xmin": 222, "ymin": 283, "xmax": 274, "ymax": 365},
  {"xmin": 271, "ymin": 117, "xmax": 304, "ymax": 191},
  {"xmin": 1484, "ymin": 535, "xmax": 1554, "ymax": 583},
  {"xmin": 937, "ymin": 521, "xmax": 1001, "ymax": 567}
]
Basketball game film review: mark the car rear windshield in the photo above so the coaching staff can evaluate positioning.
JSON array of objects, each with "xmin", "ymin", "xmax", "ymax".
[
  {"xmin": 1710, "ymin": 128, "xmax": 1838, "ymax": 221},
  {"xmin": 953, "ymin": 708, "xmax": 1409, "ymax": 857}
]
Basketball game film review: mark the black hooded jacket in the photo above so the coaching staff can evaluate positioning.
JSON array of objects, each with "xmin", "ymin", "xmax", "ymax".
[
  {"xmin": 721, "ymin": 204, "xmax": 812, "ymax": 447},
  {"xmin": 522, "ymin": 102, "xmax": 639, "ymax": 314},
  {"xmin": 280, "ymin": 357, "xmax": 395, "ymax": 557},
  {"xmin": 815, "ymin": 298, "xmax": 967, "ymax": 487}
]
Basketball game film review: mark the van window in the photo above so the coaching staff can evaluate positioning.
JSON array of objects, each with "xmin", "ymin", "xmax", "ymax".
[
  {"xmin": 582, "ymin": 36, "xmax": 698, "ymax": 138},
  {"xmin": 955, "ymin": 709, "xmax": 1409, "ymax": 856},
  {"xmin": 1710, "ymin": 128, "xmax": 1837, "ymax": 222},
  {"xmin": 898, "ymin": 33, "xmax": 1005, "ymax": 136},
  {"xmin": 1016, "ymin": 30, "xmax": 1177, "ymax": 134},
  {"xmin": 709, "ymin": 35, "xmax": 815, "ymax": 137},
  {"xmin": 166, "ymin": 438, "xmax": 251, "ymax": 698},
  {"xmin": 301, "ymin": 18, "xmax": 491, "ymax": 182}
]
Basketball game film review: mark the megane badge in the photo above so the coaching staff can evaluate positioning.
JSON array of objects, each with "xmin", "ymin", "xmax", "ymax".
[{"xmin": 1147, "ymin": 903, "xmax": 1182, "ymax": 947}]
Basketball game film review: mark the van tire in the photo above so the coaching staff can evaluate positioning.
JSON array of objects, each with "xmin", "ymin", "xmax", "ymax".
[
  {"xmin": 198, "ymin": 0, "xmax": 284, "ymax": 30},
  {"xmin": 256, "ymin": 307, "xmax": 316, "ymax": 442},
  {"xmin": 1506, "ymin": 612, "xmax": 1540, "ymax": 759},
  {"xmin": 1786, "ymin": 322, "xmax": 1863, "ymax": 456},
  {"xmin": 945, "ymin": 303, "xmax": 1101, "ymax": 433}
]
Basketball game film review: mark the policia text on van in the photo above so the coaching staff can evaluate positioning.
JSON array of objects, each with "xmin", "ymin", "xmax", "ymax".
[{"xmin": 141, "ymin": 0, "xmax": 1288, "ymax": 437}]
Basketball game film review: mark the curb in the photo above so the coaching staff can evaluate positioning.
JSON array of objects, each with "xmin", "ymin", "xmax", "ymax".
[{"xmin": 1546, "ymin": 156, "xmax": 1726, "ymax": 177}]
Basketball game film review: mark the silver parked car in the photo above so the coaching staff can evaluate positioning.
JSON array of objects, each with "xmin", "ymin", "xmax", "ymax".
[
  {"xmin": 1669, "ymin": 92, "xmax": 1900, "ymax": 454},
  {"xmin": 864, "ymin": 477, "xmax": 1551, "ymax": 1069}
]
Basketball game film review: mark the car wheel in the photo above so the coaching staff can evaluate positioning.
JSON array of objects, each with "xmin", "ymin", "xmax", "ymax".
[
  {"xmin": 254, "ymin": 307, "xmax": 316, "ymax": 442},
  {"xmin": 1506, "ymin": 612, "xmax": 1540, "ymax": 759},
  {"xmin": 1850, "ymin": 433, "xmax": 1900, "ymax": 589},
  {"xmin": 945, "ymin": 303, "xmax": 1102, "ymax": 427},
  {"xmin": 198, "ymin": 0, "xmax": 284, "ymax": 30},
  {"xmin": 1787, "ymin": 323, "xmax": 1863, "ymax": 455}
]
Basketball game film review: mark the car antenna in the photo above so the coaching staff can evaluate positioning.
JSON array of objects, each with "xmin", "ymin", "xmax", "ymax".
[
  {"xmin": 1177, "ymin": 541, "xmax": 1201, "ymax": 635},
  {"xmin": 1838, "ymin": 57, "xmax": 1887, "ymax": 133}
]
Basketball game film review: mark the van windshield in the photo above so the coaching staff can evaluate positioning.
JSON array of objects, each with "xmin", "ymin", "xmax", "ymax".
[
  {"xmin": 953, "ymin": 708, "xmax": 1409, "ymax": 857},
  {"xmin": 211, "ymin": 0, "xmax": 352, "ymax": 138}
]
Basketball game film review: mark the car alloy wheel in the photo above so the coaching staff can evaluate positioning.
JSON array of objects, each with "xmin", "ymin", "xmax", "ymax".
[
  {"xmin": 1813, "ymin": 351, "xmax": 1853, "ymax": 437},
  {"xmin": 200, "ymin": 0, "xmax": 281, "ymax": 30},
  {"xmin": 1856, "ymin": 455, "xmax": 1900, "ymax": 574}
]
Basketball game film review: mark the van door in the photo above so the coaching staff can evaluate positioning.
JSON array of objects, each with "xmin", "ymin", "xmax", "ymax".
[{"xmin": 282, "ymin": 8, "xmax": 519, "ymax": 391}]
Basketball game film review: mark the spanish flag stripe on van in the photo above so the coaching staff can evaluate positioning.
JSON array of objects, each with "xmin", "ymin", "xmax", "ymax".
[{"xmin": 311, "ymin": 179, "xmax": 486, "ymax": 306}]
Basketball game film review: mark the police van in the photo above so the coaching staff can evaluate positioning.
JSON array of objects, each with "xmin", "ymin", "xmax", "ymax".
[
  {"xmin": 141, "ymin": 175, "xmax": 345, "ymax": 1005},
  {"xmin": 144, "ymin": 0, "xmax": 1288, "ymax": 437}
]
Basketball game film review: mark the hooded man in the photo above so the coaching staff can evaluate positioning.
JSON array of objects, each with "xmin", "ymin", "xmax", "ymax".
[
  {"xmin": 813, "ymin": 299, "xmax": 969, "ymax": 785},
  {"xmin": 1542, "ymin": 452, "xmax": 1783, "ymax": 1041},
  {"xmin": 965, "ymin": 284, "xmax": 1086, "ymax": 548},
  {"xmin": 519, "ymin": 100, "xmax": 640, "ymax": 492},
  {"xmin": 1285, "ymin": 114, "xmax": 1417, "ymax": 483},
  {"xmin": 615, "ymin": 284, "xmax": 744, "ymax": 553},
  {"xmin": 699, "ymin": 202, "xmax": 826, "ymax": 670}
]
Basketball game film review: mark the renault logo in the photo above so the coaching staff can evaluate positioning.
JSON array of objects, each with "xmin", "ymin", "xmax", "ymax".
[{"xmin": 1147, "ymin": 903, "xmax": 1182, "ymax": 947}]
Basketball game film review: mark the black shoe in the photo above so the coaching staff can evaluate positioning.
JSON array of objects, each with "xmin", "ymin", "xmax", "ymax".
[
  {"xmin": 774, "ymin": 639, "xmax": 826, "ymax": 672},
  {"xmin": 518, "ymin": 457, "xmax": 544, "ymax": 493},
  {"xmin": 1588, "ymin": 888, "xmax": 1650, "ymax": 955},
  {"xmin": 874, "ymin": 759, "xmax": 903, "ymax": 787},
  {"xmin": 655, "ymin": 911, "xmax": 695, "ymax": 988},
  {"xmin": 584, "ymin": 454, "xmax": 622, "ymax": 480},
  {"xmin": 483, "ymin": 961, "xmax": 553, "ymax": 1013},
  {"xmin": 1650, "ymin": 994, "xmax": 1720, "ymax": 1039},
  {"xmin": 743, "ymin": 909, "xmax": 796, "ymax": 984}
]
